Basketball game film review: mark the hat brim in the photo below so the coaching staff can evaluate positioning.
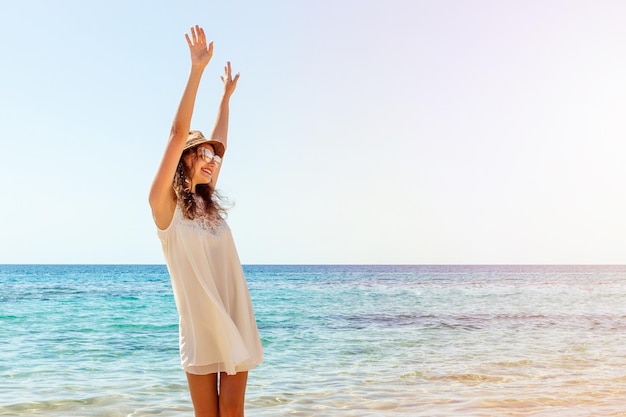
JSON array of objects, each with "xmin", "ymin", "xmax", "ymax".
[{"xmin": 183, "ymin": 136, "xmax": 226, "ymax": 158}]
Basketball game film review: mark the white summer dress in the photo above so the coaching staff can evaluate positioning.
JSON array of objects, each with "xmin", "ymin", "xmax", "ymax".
[{"xmin": 157, "ymin": 201, "xmax": 263, "ymax": 375}]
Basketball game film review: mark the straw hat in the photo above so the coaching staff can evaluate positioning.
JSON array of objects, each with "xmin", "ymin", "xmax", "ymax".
[{"xmin": 183, "ymin": 130, "xmax": 226, "ymax": 158}]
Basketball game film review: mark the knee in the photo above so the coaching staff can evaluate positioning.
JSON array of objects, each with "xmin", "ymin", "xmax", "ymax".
[
  {"xmin": 193, "ymin": 409, "xmax": 219, "ymax": 417},
  {"xmin": 218, "ymin": 397, "xmax": 244, "ymax": 417}
]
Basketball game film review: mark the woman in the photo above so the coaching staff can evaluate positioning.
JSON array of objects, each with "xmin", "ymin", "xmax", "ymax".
[{"xmin": 149, "ymin": 25, "xmax": 263, "ymax": 417}]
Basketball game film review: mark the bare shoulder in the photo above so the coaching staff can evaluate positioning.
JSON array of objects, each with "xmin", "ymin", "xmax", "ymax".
[{"xmin": 151, "ymin": 190, "xmax": 177, "ymax": 230}]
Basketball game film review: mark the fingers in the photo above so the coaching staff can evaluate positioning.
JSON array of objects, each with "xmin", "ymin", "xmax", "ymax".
[
  {"xmin": 184, "ymin": 25, "xmax": 226, "ymax": 72},
  {"xmin": 186, "ymin": 24, "xmax": 206, "ymax": 46},
  {"xmin": 220, "ymin": 61, "xmax": 240, "ymax": 89},
  {"xmin": 224, "ymin": 61, "xmax": 239, "ymax": 81},
  {"xmin": 221, "ymin": 62, "xmax": 230, "ymax": 82}
]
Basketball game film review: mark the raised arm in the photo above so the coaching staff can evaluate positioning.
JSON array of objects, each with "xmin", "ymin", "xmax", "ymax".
[
  {"xmin": 149, "ymin": 25, "xmax": 213, "ymax": 229},
  {"xmin": 206, "ymin": 62, "xmax": 239, "ymax": 187}
]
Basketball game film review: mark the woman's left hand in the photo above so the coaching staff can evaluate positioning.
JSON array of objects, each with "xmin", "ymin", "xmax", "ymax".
[{"xmin": 221, "ymin": 61, "xmax": 240, "ymax": 98}]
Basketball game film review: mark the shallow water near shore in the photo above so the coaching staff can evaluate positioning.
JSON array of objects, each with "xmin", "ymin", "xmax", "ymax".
[{"xmin": 1, "ymin": 264, "xmax": 626, "ymax": 416}]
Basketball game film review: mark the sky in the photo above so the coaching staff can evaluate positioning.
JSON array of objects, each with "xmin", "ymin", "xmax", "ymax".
[{"xmin": 1, "ymin": 0, "xmax": 626, "ymax": 264}]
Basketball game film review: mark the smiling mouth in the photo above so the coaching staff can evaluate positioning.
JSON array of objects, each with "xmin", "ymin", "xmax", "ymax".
[{"xmin": 201, "ymin": 168, "xmax": 213, "ymax": 176}]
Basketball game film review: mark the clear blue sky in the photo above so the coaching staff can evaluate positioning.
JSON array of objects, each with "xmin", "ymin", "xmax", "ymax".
[{"xmin": 2, "ymin": 0, "xmax": 626, "ymax": 264}]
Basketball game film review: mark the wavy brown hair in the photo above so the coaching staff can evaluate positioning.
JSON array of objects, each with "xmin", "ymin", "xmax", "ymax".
[{"xmin": 173, "ymin": 146, "xmax": 228, "ymax": 220}]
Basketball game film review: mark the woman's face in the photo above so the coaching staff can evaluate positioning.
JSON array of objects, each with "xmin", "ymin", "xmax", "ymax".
[{"xmin": 187, "ymin": 144, "xmax": 221, "ymax": 190}]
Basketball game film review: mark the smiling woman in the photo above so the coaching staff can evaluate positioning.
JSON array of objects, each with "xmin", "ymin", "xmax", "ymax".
[
  {"xmin": 148, "ymin": 24, "xmax": 263, "ymax": 417},
  {"xmin": 172, "ymin": 131, "xmax": 227, "ymax": 224}
]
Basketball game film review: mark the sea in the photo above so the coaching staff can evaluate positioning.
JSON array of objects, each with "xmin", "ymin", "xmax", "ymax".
[{"xmin": 1, "ymin": 264, "xmax": 626, "ymax": 417}]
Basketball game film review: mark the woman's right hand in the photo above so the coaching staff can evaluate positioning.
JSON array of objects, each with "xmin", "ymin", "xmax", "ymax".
[{"xmin": 185, "ymin": 25, "xmax": 213, "ymax": 69}]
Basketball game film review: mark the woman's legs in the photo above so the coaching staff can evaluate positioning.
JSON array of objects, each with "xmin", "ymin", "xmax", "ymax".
[
  {"xmin": 219, "ymin": 371, "xmax": 248, "ymax": 417},
  {"xmin": 186, "ymin": 372, "xmax": 219, "ymax": 417},
  {"xmin": 186, "ymin": 371, "xmax": 248, "ymax": 417}
]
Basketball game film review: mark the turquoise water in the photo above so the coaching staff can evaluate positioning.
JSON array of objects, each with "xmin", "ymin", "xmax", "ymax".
[{"xmin": 1, "ymin": 265, "xmax": 626, "ymax": 416}]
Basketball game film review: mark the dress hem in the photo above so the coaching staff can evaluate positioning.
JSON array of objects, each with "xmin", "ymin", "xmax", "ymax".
[{"xmin": 184, "ymin": 359, "xmax": 262, "ymax": 376}]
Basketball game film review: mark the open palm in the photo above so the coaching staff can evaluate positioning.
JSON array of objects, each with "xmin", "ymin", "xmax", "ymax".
[
  {"xmin": 185, "ymin": 25, "xmax": 213, "ymax": 68},
  {"xmin": 221, "ymin": 61, "xmax": 240, "ymax": 98}
]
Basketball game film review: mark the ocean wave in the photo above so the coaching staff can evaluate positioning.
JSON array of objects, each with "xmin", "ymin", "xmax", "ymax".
[{"xmin": 328, "ymin": 312, "xmax": 626, "ymax": 332}]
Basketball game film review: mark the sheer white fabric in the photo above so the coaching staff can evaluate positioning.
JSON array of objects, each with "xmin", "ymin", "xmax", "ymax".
[{"xmin": 157, "ymin": 204, "xmax": 263, "ymax": 375}]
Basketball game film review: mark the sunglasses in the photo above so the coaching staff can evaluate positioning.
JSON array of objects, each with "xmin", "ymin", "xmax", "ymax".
[{"xmin": 199, "ymin": 147, "xmax": 222, "ymax": 165}]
